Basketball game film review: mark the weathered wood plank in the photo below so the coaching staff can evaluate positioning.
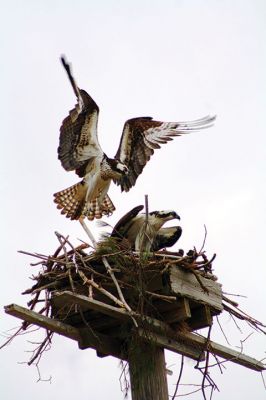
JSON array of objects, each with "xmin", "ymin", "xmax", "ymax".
[
  {"xmin": 5, "ymin": 301, "xmax": 265, "ymax": 371},
  {"xmin": 169, "ymin": 266, "xmax": 223, "ymax": 311},
  {"xmin": 52, "ymin": 291, "xmax": 183, "ymax": 337},
  {"xmin": 4, "ymin": 303, "xmax": 79, "ymax": 340},
  {"xmin": 163, "ymin": 297, "xmax": 191, "ymax": 323},
  {"xmin": 137, "ymin": 328, "xmax": 204, "ymax": 361},
  {"xmin": 178, "ymin": 331, "xmax": 265, "ymax": 372},
  {"xmin": 4, "ymin": 304, "xmax": 125, "ymax": 360},
  {"xmin": 51, "ymin": 292, "xmax": 265, "ymax": 371},
  {"xmin": 78, "ymin": 327, "xmax": 125, "ymax": 359},
  {"xmin": 188, "ymin": 305, "xmax": 213, "ymax": 330},
  {"xmin": 52, "ymin": 291, "xmax": 131, "ymax": 320}
]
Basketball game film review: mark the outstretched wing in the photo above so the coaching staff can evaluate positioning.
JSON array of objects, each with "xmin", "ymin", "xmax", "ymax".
[
  {"xmin": 58, "ymin": 56, "xmax": 103, "ymax": 177},
  {"xmin": 114, "ymin": 115, "xmax": 216, "ymax": 191},
  {"xmin": 111, "ymin": 205, "xmax": 144, "ymax": 238}
]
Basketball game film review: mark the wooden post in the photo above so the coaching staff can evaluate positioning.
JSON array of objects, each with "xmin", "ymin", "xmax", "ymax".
[{"xmin": 128, "ymin": 340, "xmax": 168, "ymax": 400}]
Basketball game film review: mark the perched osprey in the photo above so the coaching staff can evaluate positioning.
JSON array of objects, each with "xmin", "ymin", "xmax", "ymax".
[
  {"xmin": 54, "ymin": 56, "xmax": 215, "ymax": 220},
  {"xmin": 111, "ymin": 205, "xmax": 182, "ymax": 252}
]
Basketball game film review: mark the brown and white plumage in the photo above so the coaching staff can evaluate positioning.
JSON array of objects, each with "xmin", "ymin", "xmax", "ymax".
[
  {"xmin": 54, "ymin": 56, "xmax": 216, "ymax": 220},
  {"xmin": 114, "ymin": 116, "xmax": 215, "ymax": 192},
  {"xmin": 111, "ymin": 205, "xmax": 182, "ymax": 252},
  {"xmin": 54, "ymin": 57, "xmax": 127, "ymax": 220}
]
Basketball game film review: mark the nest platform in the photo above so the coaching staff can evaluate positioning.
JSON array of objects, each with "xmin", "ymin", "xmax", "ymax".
[{"xmin": 4, "ymin": 236, "xmax": 265, "ymax": 371}]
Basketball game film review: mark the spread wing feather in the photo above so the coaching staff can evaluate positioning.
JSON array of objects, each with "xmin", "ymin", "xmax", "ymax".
[
  {"xmin": 58, "ymin": 57, "xmax": 103, "ymax": 177},
  {"xmin": 114, "ymin": 115, "xmax": 216, "ymax": 192},
  {"xmin": 111, "ymin": 205, "xmax": 144, "ymax": 238}
]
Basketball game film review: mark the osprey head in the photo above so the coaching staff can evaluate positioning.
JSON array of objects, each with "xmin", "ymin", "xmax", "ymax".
[
  {"xmin": 147, "ymin": 210, "xmax": 180, "ymax": 231},
  {"xmin": 104, "ymin": 157, "xmax": 128, "ymax": 179},
  {"xmin": 114, "ymin": 161, "xmax": 129, "ymax": 174},
  {"xmin": 149, "ymin": 210, "xmax": 180, "ymax": 222}
]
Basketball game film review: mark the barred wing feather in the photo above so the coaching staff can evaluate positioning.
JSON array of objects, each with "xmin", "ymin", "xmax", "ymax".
[
  {"xmin": 115, "ymin": 115, "xmax": 215, "ymax": 192},
  {"xmin": 58, "ymin": 57, "xmax": 103, "ymax": 177}
]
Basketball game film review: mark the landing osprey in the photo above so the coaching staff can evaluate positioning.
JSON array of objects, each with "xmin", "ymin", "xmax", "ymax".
[
  {"xmin": 54, "ymin": 56, "xmax": 216, "ymax": 220},
  {"xmin": 111, "ymin": 205, "xmax": 182, "ymax": 252}
]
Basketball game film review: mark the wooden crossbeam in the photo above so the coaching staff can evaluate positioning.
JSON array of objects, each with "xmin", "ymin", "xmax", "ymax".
[
  {"xmin": 5, "ymin": 303, "xmax": 79, "ymax": 340},
  {"xmin": 52, "ymin": 291, "xmax": 131, "ymax": 320},
  {"xmin": 52, "ymin": 291, "xmax": 176, "ymax": 335},
  {"xmin": 137, "ymin": 328, "xmax": 204, "ymax": 361},
  {"xmin": 5, "ymin": 299, "xmax": 265, "ymax": 372},
  {"xmin": 52, "ymin": 292, "xmax": 265, "ymax": 371},
  {"xmin": 52, "ymin": 291, "xmax": 204, "ymax": 360},
  {"xmin": 4, "ymin": 304, "xmax": 124, "ymax": 359},
  {"xmin": 178, "ymin": 331, "xmax": 265, "ymax": 372}
]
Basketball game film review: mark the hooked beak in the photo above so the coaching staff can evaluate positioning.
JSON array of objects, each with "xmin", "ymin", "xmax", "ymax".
[{"xmin": 172, "ymin": 211, "xmax": 180, "ymax": 220}]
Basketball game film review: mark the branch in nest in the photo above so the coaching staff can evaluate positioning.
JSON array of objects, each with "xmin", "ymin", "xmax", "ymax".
[
  {"xmin": 79, "ymin": 220, "xmax": 138, "ymax": 327},
  {"xmin": 223, "ymin": 303, "xmax": 266, "ymax": 335},
  {"xmin": 78, "ymin": 270, "xmax": 126, "ymax": 309}
]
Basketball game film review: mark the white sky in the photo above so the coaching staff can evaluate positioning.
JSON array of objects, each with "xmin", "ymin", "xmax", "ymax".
[{"xmin": 1, "ymin": 1, "xmax": 266, "ymax": 399}]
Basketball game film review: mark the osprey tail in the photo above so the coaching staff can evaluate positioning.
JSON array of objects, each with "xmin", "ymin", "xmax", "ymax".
[{"xmin": 53, "ymin": 181, "xmax": 115, "ymax": 220}]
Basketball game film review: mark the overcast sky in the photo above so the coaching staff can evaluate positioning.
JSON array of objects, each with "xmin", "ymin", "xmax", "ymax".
[{"xmin": 1, "ymin": 1, "xmax": 266, "ymax": 399}]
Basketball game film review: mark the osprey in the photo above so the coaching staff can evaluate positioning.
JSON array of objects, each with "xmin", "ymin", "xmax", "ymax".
[
  {"xmin": 54, "ymin": 56, "xmax": 215, "ymax": 220},
  {"xmin": 111, "ymin": 205, "xmax": 182, "ymax": 252}
]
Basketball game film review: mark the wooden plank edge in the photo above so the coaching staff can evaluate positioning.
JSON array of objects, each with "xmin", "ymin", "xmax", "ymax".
[
  {"xmin": 4, "ymin": 303, "xmax": 125, "ymax": 360},
  {"xmin": 4, "ymin": 303, "xmax": 79, "ymax": 340},
  {"xmin": 169, "ymin": 267, "xmax": 223, "ymax": 311},
  {"xmin": 7, "ymin": 301, "xmax": 264, "ymax": 371},
  {"xmin": 52, "ymin": 291, "xmax": 130, "ymax": 320},
  {"xmin": 138, "ymin": 328, "xmax": 205, "ymax": 362},
  {"xmin": 188, "ymin": 305, "xmax": 213, "ymax": 331},
  {"xmin": 52, "ymin": 292, "xmax": 265, "ymax": 371},
  {"xmin": 78, "ymin": 327, "xmax": 125, "ymax": 360},
  {"xmin": 179, "ymin": 332, "xmax": 266, "ymax": 372},
  {"xmin": 52, "ymin": 291, "xmax": 175, "ymax": 334}
]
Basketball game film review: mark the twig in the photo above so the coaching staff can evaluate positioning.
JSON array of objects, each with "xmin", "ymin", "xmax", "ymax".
[
  {"xmin": 145, "ymin": 194, "xmax": 149, "ymax": 220},
  {"xmin": 199, "ymin": 224, "xmax": 208, "ymax": 253},
  {"xmin": 216, "ymin": 316, "xmax": 231, "ymax": 346},
  {"xmin": 102, "ymin": 257, "xmax": 131, "ymax": 309},
  {"xmin": 79, "ymin": 219, "xmax": 138, "ymax": 327},
  {"xmin": 201, "ymin": 326, "xmax": 212, "ymax": 400},
  {"xmin": 171, "ymin": 355, "xmax": 184, "ymax": 399},
  {"xmin": 35, "ymin": 363, "xmax": 52, "ymax": 383},
  {"xmin": 211, "ymin": 354, "xmax": 226, "ymax": 374},
  {"xmin": 145, "ymin": 291, "xmax": 177, "ymax": 302},
  {"xmin": 78, "ymin": 270, "xmax": 125, "ymax": 308},
  {"xmin": 119, "ymin": 360, "xmax": 130, "ymax": 397},
  {"xmin": 136, "ymin": 194, "xmax": 153, "ymax": 252},
  {"xmin": 78, "ymin": 308, "xmax": 101, "ymax": 341},
  {"xmin": 46, "ymin": 234, "xmax": 68, "ymax": 271},
  {"xmin": 198, "ymin": 253, "xmax": 216, "ymax": 272},
  {"xmin": 0, "ymin": 326, "xmax": 24, "ymax": 349},
  {"xmin": 261, "ymin": 371, "xmax": 266, "ymax": 390},
  {"xmin": 223, "ymin": 303, "xmax": 266, "ymax": 334},
  {"xmin": 222, "ymin": 295, "xmax": 239, "ymax": 308},
  {"xmin": 223, "ymin": 291, "xmax": 247, "ymax": 299},
  {"xmin": 27, "ymin": 331, "xmax": 53, "ymax": 366},
  {"xmin": 171, "ymin": 386, "xmax": 210, "ymax": 397},
  {"xmin": 79, "ymin": 218, "xmax": 97, "ymax": 247}
]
